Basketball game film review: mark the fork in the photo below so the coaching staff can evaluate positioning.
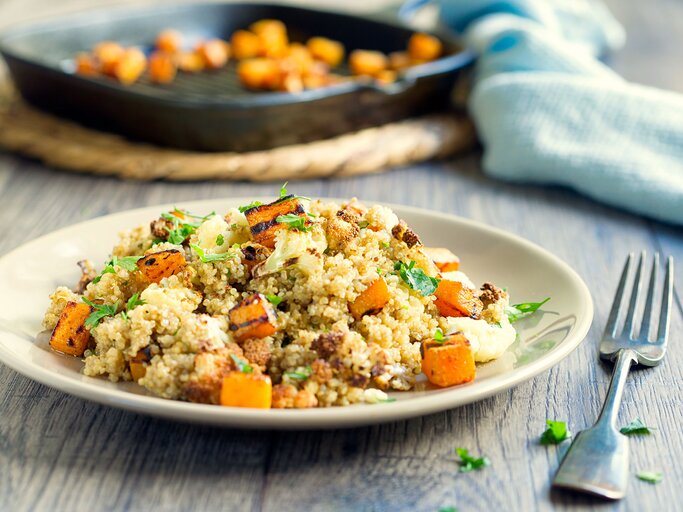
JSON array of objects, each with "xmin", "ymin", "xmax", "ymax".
[{"xmin": 552, "ymin": 252, "xmax": 674, "ymax": 499}]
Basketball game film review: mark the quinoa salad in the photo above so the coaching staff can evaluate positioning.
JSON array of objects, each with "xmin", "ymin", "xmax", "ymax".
[{"xmin": 43, "ymin": 187, "xmax": 547, "ymax": 409}]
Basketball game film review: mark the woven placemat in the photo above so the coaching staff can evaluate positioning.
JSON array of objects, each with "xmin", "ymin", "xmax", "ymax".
[{"xmin": 0, "ymin": 78, "xmax": 475, "ymax": 181}]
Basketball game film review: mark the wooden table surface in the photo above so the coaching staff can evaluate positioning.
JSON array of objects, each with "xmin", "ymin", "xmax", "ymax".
[{"xmin": 0, "ymin": 1, "xmax": 681, "ymax": 510}]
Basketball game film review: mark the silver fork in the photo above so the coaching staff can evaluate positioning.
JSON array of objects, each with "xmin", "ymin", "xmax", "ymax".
[{"xmin": 552, "ymin": 252, "xmax": 674, "ymax": 499}]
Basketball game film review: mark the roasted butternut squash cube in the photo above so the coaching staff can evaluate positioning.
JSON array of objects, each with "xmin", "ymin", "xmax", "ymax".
[
  {"xmin": 250, "ymin": 19, "xmax": 288, "ymax": 58},
  {"xmin": 178, "ymin": 51, "xmax": 205, "ymax": 73},
  {"xmin": 237, "ymin": 58, "xmax": 282, "ymax": 90},
  {"xmin": 244, "ymin": 195, "xmax": 307, "ymax": 248},
  {"xmin": 75, "ymin": 53, "xmax": 99, "ymax": 76},
  {"xmin": 129, "ymin": 349, "xmax": 151, "ymax": 381},
  {"xmin": 349, "ymin": 277, "xmax": 390, "ymax": 320},
  {"xmin": 149, "ymin": 51, "xmax": 177, "ymax": 84},
  {"xmin": 113, "ymin": 48, "xmax": 147, "ymax": 85},
  {"xmin": 49, "ymin": 301, "xmax": 92, "ymax": 356},
  {"xmin": 421, "ymin": 332, "xmax": 475, "ymax": 387},
  {"xmin": 388, "ymin": 51, "xmax": 412, "ymax": 71},
  {"xmin": 434, "ymin": 280, "xmax": 483, "ymax": 319},
  {"xmin": 281, "ymin": 43, "xmax": 314, "ymax": 75},
  {"xmin": 220, "ymin": 371, "xmax": 272, "ymax": 408},
  {"xmin": 137, "ymin": 249, "xmax": 186, "ymax": 283},
  {"xmin": 231, "ymin": 30, "xmax": 263, "ymax": 60},
  {"xmin": 229, "ymin": 293, "xmax": 278, "ymax": 343},
  {"xmin": 93, "ymin": 41, "xmax": 125, "ymax": 76},
  {"xmin": 349, "ymin": 50, "xmax": 388, "ymax": 77},
  {"xmin": 375, "ymin": 70, "xmax": 397, "ymax": 84},
  {"xmin": 197, "ymin": 39, "xmax": 230, "ymax": 70},
  {"xmin": 307, "ymin": 37, "xmax": 345, "ymax": 68},
  {"xmin": 156, "ymin": 29, "xmax": 182, "ymax": 53},
  {"xmin": 407, "ymin": 32, "xmax": 443, "ymax": 61},
  {"xmin": 423, "ymin": 247, "xmax": 460, "ymax": 272}
]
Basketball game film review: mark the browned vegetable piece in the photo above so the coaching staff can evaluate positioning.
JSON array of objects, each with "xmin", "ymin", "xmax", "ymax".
[
  {"xmin": 178, "ymin": 51, "xmax": 205, "ymax": 73},
  {"xmin": 113, "ymin": 48, "xmax": 147, "ymax": 85},
  {"xmin": 423, "ymin": 247, "xmax": 460, "ymax": 272},
  {"xmin": 250, "ymin": 19, "xmax": 288, "ymax": 58},
  {"xmin": 49, "ymin": 301, "xmax": 92, "ymax": 357},
  {"xmin": 129, "ymin": 349, "xmax": 151, "ymax": 381},
  {"xmin": 237, "ymin": 58, "xmax": 282, "ymax": 90},
  {"xmin": 156, "ymin": 29, "xmax": 183, "ymax": 53},
  {"xmin": 136, "ymin": 249, "xmax": 186, "ymax": 283},
  {"xmin": 281, "ymin": 43, "xmax": 314, "ymax": 75},
  {"xmin": 75, "ymin": 53, "xmax": 99, "ymax": 76},
  {"xmin": 421, "ymin": 332, "xmax": 475, "ymax": 387},
  {"xmin": 93, "ymin": 41, "xmax": 125, "ymax": 76},
  {"xmin": 349, "ymin": 50, "xmax": 388, "ymax": 77},
  {"xmin": 407, "ymin": 32, "xmax": 443, "ymax": 61},
  {"xmin": 375, "ymin": 70, "xmax": 397, "ymax": 84},
  {"xmin": 230, "ymin": 30, "xmax": 263, "ymax": 60},
  {"xmin": 244, "ymin": 195, "xmax": 307, "ymax": 248},
  {"xmin": 197, "ymin": 39, "xmax": 230, "ymax": 70},
  {"xmin": 349, "ymin": 277, "xmax": 390, "ymax": 320},
  {"xmin": 307, "ymin": 37, "xmax": 345, "ymax": 68},
  {"xmin": 280, "ymin": 72, "xmax": 304, "ymax": 93},
  {"xmin": 149, "ymin": 51, "xmax": 177, "ymax": 84},
  {"xmin": 228, "ymin": 293, "xmax": 278, "ymax": 343},
  {"xmin": 388, "ymin": 51, "xmax": 412, "ymax": 71},
  {"xmin": 434, "ymin": 280, "xmax": 483, "ymax": 319}
]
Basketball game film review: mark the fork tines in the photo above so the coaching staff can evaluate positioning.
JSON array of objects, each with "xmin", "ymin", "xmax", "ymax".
[{"xmin": 605, "ymin": 252, "xmax": 674, "ymax": 345}]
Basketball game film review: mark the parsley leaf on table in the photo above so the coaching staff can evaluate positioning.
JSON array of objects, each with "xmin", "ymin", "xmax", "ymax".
[
  {"xmin": 637, "ymin": 471, "xmax": 663, "ymax": 484},
  {"xmin": 620, "ymin": 418, "xmax": 654, "ymax": 436},
  {"xmin": 455, "ymin": 448, "xmax": 490, "ymax": 473},
  {"xmin": 82, "ymin": 298, "xmax": 120, "ymax": 329},
  {"xmin": 394, "ymin": 260, "xmax": 439, "ymax": 296},
  {"xmin": 540, "ymin": 420, "xmax": 571, "ymax": 445},
  {"xmin": 506, "ymin": 297, "xmax": 550, "ymax": 323}
]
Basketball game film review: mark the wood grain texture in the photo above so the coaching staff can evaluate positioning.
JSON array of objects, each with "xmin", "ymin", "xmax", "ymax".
[{"xmin": 1, "ymin": 0, "xmax": 682, "ymax": 511}]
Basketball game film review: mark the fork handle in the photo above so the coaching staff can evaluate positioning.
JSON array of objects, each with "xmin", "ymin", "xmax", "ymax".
[
  {"xmin": 595, "ymin": 349, "xmax": 638, "ymax": 429},
  {"xmin": 553, "ymin": 349, "xmax": 637, "ymax": 499}
]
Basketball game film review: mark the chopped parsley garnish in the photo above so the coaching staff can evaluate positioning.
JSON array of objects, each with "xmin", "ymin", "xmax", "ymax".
[
  {"xmin": 238, "ymin": 201, "xmax": 263, "ymax": 213},
  {"xmin": 230, "ymin": 354, "xmax": 253, "ymax": 373},
  {"xmin": 620, "ymin": 418, "xmax": 654, "ymax": 436},
  {"xmin": 394, "ymin": 260, "xmax": 440, "ymax": 296},
  {"xmin": 276, "ymin": 213, "xmax": 311, "ymax": 232},
  {"xmin": 284, "ymin": 365, "xmax": 313, "ymax": 381},
  {"xmin": 161, "ymin": 209, "xmax": 214, "ymax": 245},
  {"xmin": 455, "ymin": 448, "xmax": 490, "ymax": 473},
  {"xmin": 82, "ymin": 298, "xmax": 120, "ymax": 329},
  {"xmin": 279, "ymin": 182, "xmax": 310, "ymax": 201},
  {"xmin": 506, "ymin": 297, "xmax": 550, "ymax": 323},
  {"xmin": 433, "ymin": 328, "xmax": 446, "ymax": 342},
  {"xmin": 265, "ymin": 294, "xmax": 283, "ymax": 307},
  {"xmin": 637, "ymin": 471, "xmax": 663, "ymax": 484},
  {"xmin": 381, "ymin": 241, "xmax": 390, "ymax": 249},
  {"xmin": 439, "ymin": 508, "xmax": 458, "ymax": 512},
  {"xmin": 358, "ymin": 220, "xmax": 369, "ymax": 229},
  {"xmin": 215, "ymin": 234, "xmax": 225, "ymax": 246},
  {"xmin": 120, "ymin": 293, "xmax": 146, "ymax": 320},
  {"xmin": 540, "ymin": 420, "xmax": 571, "ymax": 445},
  {"xmin": 190, "ymin": 244, "xmax": 234, "ymax": 263},
  {"xmin": 377, "ymin": 397, "xmax": 397, "ymax": 403},
  {"xmin": 92, "ymin": 255, "xmax": 142, "ymax": 284}
]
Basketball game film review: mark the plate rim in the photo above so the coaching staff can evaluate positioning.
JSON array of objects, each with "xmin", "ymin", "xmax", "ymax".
[{"xmin": 0, "ymin": 197, "xmax": 594, "ymax": 429}]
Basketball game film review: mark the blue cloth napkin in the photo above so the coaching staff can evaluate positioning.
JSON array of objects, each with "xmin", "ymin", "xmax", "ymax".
[{"xmin": 432, "ymin": 0, "xmax": 683, "ymax": 225}]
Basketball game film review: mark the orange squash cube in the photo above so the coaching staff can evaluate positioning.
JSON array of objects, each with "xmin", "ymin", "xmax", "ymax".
[
  {"xmin": 434, "ymin": 280, "xmax": 483, "ymax": 319},
  {"xmin": 250, "ymin": 19, "xmax": 288, "ymax": 58},
  {"xmin": 156, "ymin": 29, "xmax": 183, "ymax": 54},
  {"xmin": 75, "ymin": 53, "xmax": 99, "ymax": 76},
  {"xmin": 388, "ymin": 51, "xmax": 412, "ymax": 71},
  {"xmin": 113, "ymin": 48, "xmax": 147, "ymax": 85},
  {"xmin": 349, "ymin": 50, "xmax": 388, "ymax": 77},
  {"xmin": 129, "ymin": 349, "xmax": 151, "ymax": 381},
  {"xmin": 349, "ymin": 277, "xmax": 390, "ymax": 320},
  {"xmin": 421, "ymin": 332, "xmax": 475, "ymax": 387},
  {"xmin": 177, "ymin": 51, "xmax": 205, "ymax": 73},
  {"xmin": 230, "ymin": 30, "xmax": 263, "ymax": 60},
  {"xmin": 149, "ymin": 51, "xmax": 177, "ymax": 84},
  {"xmin": 220, "ymin": 371, "xmax": 272, "ymax": 408},
  {"xmin": 228, "ymin": 293, "xmax": 278, "ymax": 343},
  {"xmin": 423, "ymin": 247, "xmax": 460, "ymax": 272},
  {"xmin": 244, "ymin": 195, "xmax": 307, "ymax": 247},
  {"xmin": 49, "ymin": 301, "xmax": 93, "ymax": 356},
  {"xmin": 307, "ymin": 37, "xmax": 345, "ymax": 68},
  {"xmin": 197, "ymin": 39, "xmax": 230, "ymax": 70},
  {"xmin": 137, "ymin": 249, "xmax": 187, "ymax": 283},
  {"xmin": 237, "ymin": 58, "xmax": 282, "ymax": 90},
  {"xmin": 93, "ymin": 41, "xmax": 125, "ymax": 76},
  {"xmin": 407, "ymin": 32, "xmax": 443, "ymax": 61}
]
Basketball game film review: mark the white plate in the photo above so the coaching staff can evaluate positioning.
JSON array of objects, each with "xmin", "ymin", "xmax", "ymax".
[{"xmin": 0, "ymin": 198, "xmax": 593, "ymax": 429}]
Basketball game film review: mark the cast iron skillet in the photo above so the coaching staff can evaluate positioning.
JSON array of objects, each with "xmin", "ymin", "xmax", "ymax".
[{"xmin": 0, "ymin": 2, "xmax": 474, "ymax": 152}]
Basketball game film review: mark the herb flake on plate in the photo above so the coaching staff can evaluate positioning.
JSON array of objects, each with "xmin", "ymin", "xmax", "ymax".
[
  {"xmin": 82, "ymin": 298, "xmax": 119, "ymax": 329},
  {"xmin": 394, "ymin": 260, "xmax": 439, "ymax": 296},
  {"xmin": 230, "ymin": 354, "xmax": 253, "ymax": 373},
  {"xmin": 191, "ymin": 244, "xmax": 234, "ymax": 263},
  {"xmin": 506, "ymin": 297, "xmax": 550, "ymax": 323}
]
